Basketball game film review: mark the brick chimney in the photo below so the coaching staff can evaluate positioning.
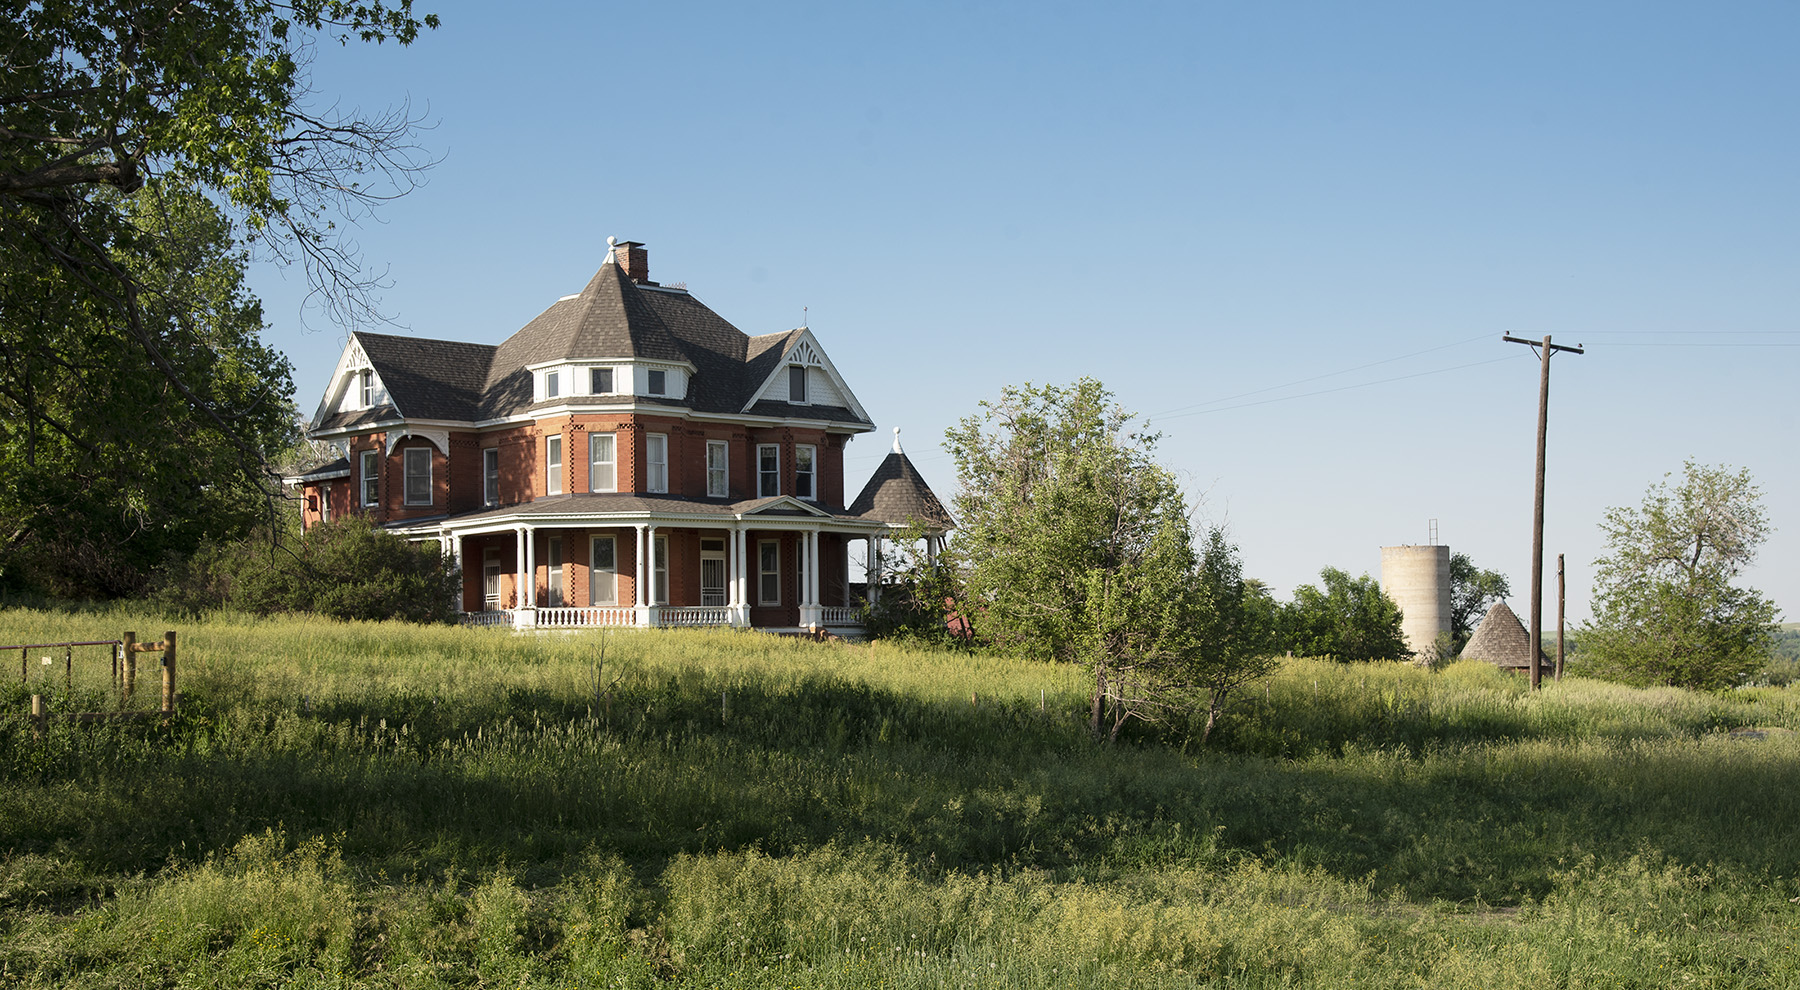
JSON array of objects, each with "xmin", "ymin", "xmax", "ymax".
[{"xmin": 616, "ymin": 241, "xmax": 652, "ymax": 284}]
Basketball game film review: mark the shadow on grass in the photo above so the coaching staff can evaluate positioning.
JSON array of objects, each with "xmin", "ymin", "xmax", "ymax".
[{"xmin": 4, "ymin": 672, "xmax": 1798, "ymax": 908}]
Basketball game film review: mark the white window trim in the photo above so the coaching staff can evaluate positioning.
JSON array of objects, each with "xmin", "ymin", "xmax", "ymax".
[
  {"xmin": 545, "ymin": 369, "xmax": 561, "ymax": 400},
  {"xmin": 482, "ymin": 448, "xmax": 499, "ymax": 507},
  {"xmin": 546, "ymin": 536, "xmax": 565, "ymax": 607},
  {"xmin": 646, "ymin": 433, "xmax": 668, "ymax": 494},
  {"xmin": 653, "ymin": 534, "xmax": 669, "ymax": 605},
  {"xmin": 706, "ymin": 440, "xmax": 729, "ymax": 498},
  {"xmin": 590, "ymin": 536, "xmax": 617, "ymax": 605},
  {"xmin": 647, "ymin": 368, "xmax": 667, "ymax": 396},
  {"xmin": 795, "ymin": 444, "xmax": 816, "ymax": 501},
  {"xmin": 546, "ymin": 434, "xmax": 563, "ymax": 495},
  {"xmin": 758, "ymin": 539, "xmax": 780, "ymax": 606},
  {"xmin": 757, "ymin": 444, "xmax": 780, "ymax": 498},
  {"xmin": 589, "ymin": 432, "xmax": 616, "ymax": 493},
  {"xmin": 591, "ymin": 366, "xmax": 614, "ymax": 395},
  {"xmin": 359, "ymin": 449, "xmax": 379, "ymax": 507},
  {"xmin": 403, "ymin": 447, "xmax": 432, "ymax": 506},
  {"xmin": 789, "ymin": 365, "xmax": 808, "ymax": 404},
  {"xmin": 359, "ymin": 369, "xmax": 374, "ymax": 408}
]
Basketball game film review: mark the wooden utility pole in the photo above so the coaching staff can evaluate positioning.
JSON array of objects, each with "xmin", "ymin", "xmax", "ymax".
[
  {"xmin": 1556, "ymin": 553, "xmax": 1566, "ymax": 681},
  {"xmin": 1503, "ymin": 334, "xmax": 1584, "ymax": 690}
]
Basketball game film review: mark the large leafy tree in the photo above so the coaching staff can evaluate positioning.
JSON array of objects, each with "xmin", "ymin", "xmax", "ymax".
[
  {"xmin": 944, "ymin": 379, "xmax": 1203, "ymax": 740},
  {"xmin": 1580, "ymin": 462, "xmax": 1779, "ymax": 690},
  {"xmin": 1281, "ymin": 567, "xmax": 1409, "ymax": 662},
  {"xmin": 1, "ymin": 0, "xmax": 436, "ymax": 593},
  {"xmin": 0, "ymin": 183, "xmax": 298, "ymax": 594}
]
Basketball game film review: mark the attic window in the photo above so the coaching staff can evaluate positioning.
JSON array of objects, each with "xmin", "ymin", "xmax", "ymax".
[
  {"xmin": 591, "ymin": 367, "xmax": 613, "ymax": 394},
  {"xmin": 788, "ymin": 365, "xmax": 807, "ymax": 403},
  {"xmin": 359, "ymin": 369, "xmax": 373, "ymax": 407},
  {"xmin": 545, "ymin": 370, "xmax": 561, "ymax": 399},
  {"xmin": 648, "ymin": 369, "xmax": 666, "ymax": 395}
]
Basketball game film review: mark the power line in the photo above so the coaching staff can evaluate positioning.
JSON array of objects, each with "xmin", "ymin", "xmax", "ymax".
[
  {"xmin": 1151, "ymin": 354, "xmax": 1524, "ymax": 422},
  {"xmin": 1152, "ymin": 332, "xmax": 1495, "ymax": 418}
]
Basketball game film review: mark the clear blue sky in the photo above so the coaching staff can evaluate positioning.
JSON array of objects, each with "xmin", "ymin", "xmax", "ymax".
[{"xmin": 251, "ymin": 1, "xmax": 1799, "ymax": 625}]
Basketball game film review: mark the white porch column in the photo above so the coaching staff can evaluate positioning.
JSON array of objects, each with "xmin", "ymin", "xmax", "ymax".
[
  {"xmin": 515, "ymin": 527, "xmax": 527, "ymax": 608},
  {"xmin": 524, "ymin": 526, "xmax": 537, "ymax": 609},
  {"xmin": 799, "ymin": 528, "xmax": 823, "ymax": 628},
  {"xmin": 728, "ymin": 524, "xmax": 749, "ymax": 628},
  {"xmin": 646, "ymin": 525, "xmax": 661, "ymax": 626},
  {"xmin": 634, "ymin": 524, "xmax": 649, "ymax": 625}
]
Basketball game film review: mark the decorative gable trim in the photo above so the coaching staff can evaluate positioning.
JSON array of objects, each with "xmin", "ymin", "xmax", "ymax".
[
  {"xmin": 740, "ymin": 328, "xmax": 872, "ymax": 423},
  {"xmin": 386, "ymin": 427, "xmax": 450, "ymax": 456},
  {"xmin": 312, "ymin": 333, "xmax": 395, "ymax": 426}
]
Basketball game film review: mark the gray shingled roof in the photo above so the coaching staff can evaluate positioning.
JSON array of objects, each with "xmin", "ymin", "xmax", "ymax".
[
  {"xmin": 1460, "ymin": 600, "xmax": 1544, "ymax": 670},
  {"xmin": 357, "ymin": 332, "xmax": 495, "ymax": 420},
  {"xmin": 849, "ymin": 450, "xmax": 955, "ymax": 530},
  {"xmin": 318, "ymin": 252, "xmax": 874, "ymax": 431},
  {"xmin": 440, "ymin": 492, "xmax": 884, "ymax": 525}
]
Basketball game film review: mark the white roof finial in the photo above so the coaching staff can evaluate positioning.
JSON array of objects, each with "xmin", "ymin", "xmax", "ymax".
[
  {"xmin": 892, "ymin": 426, "xmax": 904, "ymax": 454},
  {"xmin": 604, "ymin": 235, "xmax": 618, "ymax": 263}
]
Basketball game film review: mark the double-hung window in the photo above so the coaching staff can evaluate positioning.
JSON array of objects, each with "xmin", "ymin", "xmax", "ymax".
[
  {"xmin": 359, "ymin": 369, "xmax": 373, "ymax": 407},
  {"xmin": 758, "ymin": 540, "xmax": 780, "ymax": 605},
  {"xmin": 545, "ymin": 435, "xmax": 563, "ymax": 495},
  {"xmin": 588, "ymin": 433, "xmax": 616, "ymax": 492},
  {"xmin": 646, "ymin": 434, "xmax": 668, "ymax": 493},
  {"xmin": 360, "ymin": 449, "xmax": 379, "ymax": 506},
  {"xmin": 653, "ymin": 535, "xmax": 669, "ymax": 604},
  {"xmin": 590, "ymin": 536, "xmax": 617, "ymax": 605},
  {"xmin": 482, "ymin": 448, "xmax": 499, "ymax": 506},
  {"xmin": 403, "ymin": 448, "xmax": 431, "ymax": 505},
  {"xmin": 757, "ymin": 444, "xmax": 780, "ymax": 497},
  {"xmin": 706, "ymin": 440, "xmax": 729, "ymax": 498},
  {"xmin": 794, "ymin": 445, "xmax": 816, "ymax": 500},
  {"xmin": 546, "ymin": 536, "xmax": 564, "ymax": 607}
]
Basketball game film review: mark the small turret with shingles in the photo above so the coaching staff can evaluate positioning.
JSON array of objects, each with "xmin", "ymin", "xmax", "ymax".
[
  {"xmin": 1461, "ymin": 599, "xmax": 1545, "ymax": 672},
  {"xmin": 849, "ymin": 428, "xmax": 955, "ymax": 530}
]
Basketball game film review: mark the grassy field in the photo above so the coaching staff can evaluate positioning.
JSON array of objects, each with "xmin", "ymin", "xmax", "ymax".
[{"xmin": 2, "ymin": 608, "xmax": 1798, "ymax": 988}]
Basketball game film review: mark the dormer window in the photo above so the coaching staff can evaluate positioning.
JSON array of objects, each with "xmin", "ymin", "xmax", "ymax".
[
  {"xmin": 545, "ymin": 370, "xmax": 561, "ymax": 399},
  {"xmin": 591, "ymin": 367, "xmax": 613, "ymax": 394},
  {"xmin": 648, "ymin": 369, "xmax": 666, "ymax": 395},
  {"xmin": 359, "ymin": 369, "xmax": 373, "ymax": 407},
  {"xmin": 789, "ymin": 365, "xmax": 807, "ymax": 403}
]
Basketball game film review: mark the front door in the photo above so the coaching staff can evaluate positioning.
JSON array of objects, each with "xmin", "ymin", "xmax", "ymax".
[{"xmin": 701, "ymin": 538, "xmax": 726, "ymax": 606}]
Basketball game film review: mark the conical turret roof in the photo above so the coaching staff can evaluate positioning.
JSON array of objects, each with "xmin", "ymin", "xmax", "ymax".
[
  {"xmin": 849, "ymin": 430, "xmax": 955, "ymax": 530},
  {"xmin": 1460, "ymin": 599, "xmax": 1544, "ymax": 671}
]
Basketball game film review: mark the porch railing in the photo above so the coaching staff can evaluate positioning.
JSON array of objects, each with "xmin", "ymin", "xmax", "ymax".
[
  {"xmin": 539, "ymin": 606, "xmax": 637, "ymax": 627},
  {"xmin": 820, "ymin": 606, "xmax": 862, "ymax": 626},
  {"xmin": 660, "ymin": 606, "xmax": 731, "ymax": 627},
  {"xmin": 461, "ymin": 611, "xmax": 514, "ymax": 628}
]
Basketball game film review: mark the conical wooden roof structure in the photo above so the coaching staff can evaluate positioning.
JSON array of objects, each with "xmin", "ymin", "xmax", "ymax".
[
  {"xmin": 848, "ymin": 428, "xmax": 955, "ymax": 531},
  {"xmin": 1460, "ymin": 599, "xmax": 1544, "ymax": 671}
]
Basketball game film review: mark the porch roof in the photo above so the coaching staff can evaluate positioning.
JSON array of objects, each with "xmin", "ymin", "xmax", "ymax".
[{"xmin": 422, "ymin": 492, "xmax": 891, "ymax": 533}]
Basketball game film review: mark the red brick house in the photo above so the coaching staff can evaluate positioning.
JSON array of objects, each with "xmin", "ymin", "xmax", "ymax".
[{"xmin": 291, "ymin": 240, "xmax": 952, "ymax": 631}]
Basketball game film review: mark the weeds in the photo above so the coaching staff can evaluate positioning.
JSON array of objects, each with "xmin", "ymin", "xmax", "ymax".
[{"xmin": 0, "ymin": 608, "xmax": 1796, "ymax": 986}]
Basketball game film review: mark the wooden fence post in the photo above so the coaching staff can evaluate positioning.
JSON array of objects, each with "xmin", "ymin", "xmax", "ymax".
[
  {"xmin": 122, "ymin": 632, "xmax": 137, "ymax": 705},
  {"xmin": 30, "ymin": 695, "xmax": 44, "ymax": 740},
  {"xmin": 161, "ymin": 631, "xmax": 177, "ymax": 714}
]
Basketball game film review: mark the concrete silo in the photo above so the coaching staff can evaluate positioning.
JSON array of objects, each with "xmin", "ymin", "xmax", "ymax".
[{"xmin": 1380, "ymin": 544, "xmax": 1451, "ymax": 658}]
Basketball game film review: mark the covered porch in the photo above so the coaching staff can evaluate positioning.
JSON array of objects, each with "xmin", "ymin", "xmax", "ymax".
[{"xmin": 422, "ymin": 495, "xmax": 881, "ymax": 633}]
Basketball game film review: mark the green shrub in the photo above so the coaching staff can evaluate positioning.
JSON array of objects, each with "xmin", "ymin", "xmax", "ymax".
[{"xmin": 152, "ymin": 514, "xmax": 459, "ymax": 623}]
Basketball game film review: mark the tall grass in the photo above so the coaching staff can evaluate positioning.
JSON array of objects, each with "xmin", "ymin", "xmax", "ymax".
[{"xmin": 2, "ymin": 608, "xmax": 1798, "ymax": 987}]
